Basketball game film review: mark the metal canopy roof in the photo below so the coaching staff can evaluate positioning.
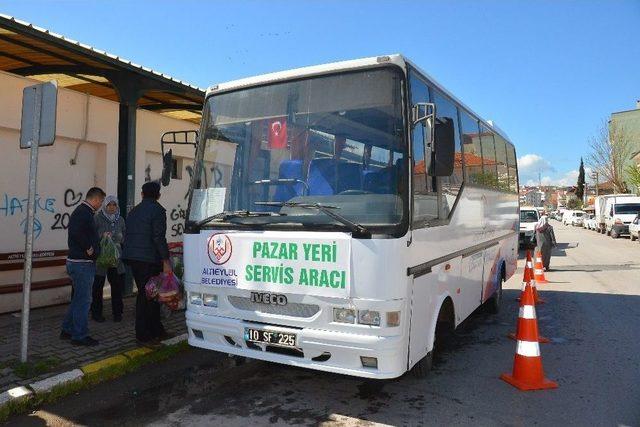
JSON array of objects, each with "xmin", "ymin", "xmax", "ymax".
[{"xmin": 0, "ymin": 14, "xmax": 204, "ymax": 123}]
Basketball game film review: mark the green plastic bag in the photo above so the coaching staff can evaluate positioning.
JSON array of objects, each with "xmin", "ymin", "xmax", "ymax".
[{"xmin": 97, "ymin": 235, "xmax": 119, "ymax": 269}]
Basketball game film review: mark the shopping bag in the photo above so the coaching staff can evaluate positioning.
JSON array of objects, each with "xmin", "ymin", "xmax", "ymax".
[
  {"xmin": 97, "ymin": 235, "xmax": 119, "ymax": 269},
  {"xmin": 158, "ymin": 272, "xmax": 181, "ymax": 301}
]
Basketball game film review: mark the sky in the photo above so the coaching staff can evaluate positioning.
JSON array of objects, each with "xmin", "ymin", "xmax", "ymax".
[{"xmin": 3, "ymin": 0, "xmax": 639, "ymax": 187}]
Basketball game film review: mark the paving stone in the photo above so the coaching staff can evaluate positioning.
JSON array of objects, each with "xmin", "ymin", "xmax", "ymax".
[{"xmin": 0, "ymin": 295, "xmax": 186, "ymax": 387}]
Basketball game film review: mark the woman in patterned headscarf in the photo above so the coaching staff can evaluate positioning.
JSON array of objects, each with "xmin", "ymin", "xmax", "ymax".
[
  {"xmin": 91, "ymin": 195, "xmax": 126, "ymax": 322},
  {"xmin": 535, "ymin": 214, "xmax": 556, "ymax": 271}
]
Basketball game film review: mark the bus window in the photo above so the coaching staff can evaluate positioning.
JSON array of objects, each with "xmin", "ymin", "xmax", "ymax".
[
  {"xmin": 409, "ymin": 71, "xmax": 437, "ymax": 225},
  {"xmin": 479, "ymin": 125, "xmax": 498, "ymax": 188},
  {"xmin": 432, "ymin": 90, "xmax": 463, "ymax": 216},
  {"xmin": 506, "ymin": 143, "xmax": 518, "ymax": 192},
  {"xmin": 494, "ymin": 134, "xmax": 509, "ymax": 192},
  {"xmin": 460, "ymin": 111, "xmax": 482, "ymax": 185}
]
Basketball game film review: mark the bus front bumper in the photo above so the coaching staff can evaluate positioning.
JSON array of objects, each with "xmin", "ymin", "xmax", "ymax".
[{"xmin": 186, "ymin": 311, "xmax": 407, "ymax": 379}]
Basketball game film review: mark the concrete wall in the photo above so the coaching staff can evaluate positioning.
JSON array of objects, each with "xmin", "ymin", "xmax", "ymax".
[{"xmin": 0, "ymin": 70, "xmax": 198, "ymax": 312}]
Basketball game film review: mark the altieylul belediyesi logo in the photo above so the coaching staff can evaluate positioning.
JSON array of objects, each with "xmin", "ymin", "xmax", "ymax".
[{"xmin": 207, "ymin": 233, "xmax": 232, "ymax": 265}]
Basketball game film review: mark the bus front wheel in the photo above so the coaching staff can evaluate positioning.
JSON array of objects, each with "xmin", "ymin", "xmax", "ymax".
[
  {"xmin": 413, "ymin": 300, "xmax": 454, "ymax": 378},
  {"xmin": 412, "ymin": 351, "xmax": 433, "ymax": 378}
]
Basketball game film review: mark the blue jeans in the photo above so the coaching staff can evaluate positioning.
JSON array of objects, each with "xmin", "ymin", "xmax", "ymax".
[{"xmin": 62, "ymin": 261, "xmax": 96, "ymax": 340}]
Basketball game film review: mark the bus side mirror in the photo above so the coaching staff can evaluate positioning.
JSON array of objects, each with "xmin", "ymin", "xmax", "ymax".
[
  {"xmin": 412, "ymin": 102, "xmax": 436, "ymax": 175},
  {"xmin": 161, "ymin": 149, "xmax": 173, "ymax": 187},
  {"xmin": 431, "ymin": 117, "xmax": 455, "ymax": 177}
]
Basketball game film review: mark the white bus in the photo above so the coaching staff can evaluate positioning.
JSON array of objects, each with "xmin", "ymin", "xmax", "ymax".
[{"xmin": 162, "ymin": 54, "xmax": 519, "ymax": 379}]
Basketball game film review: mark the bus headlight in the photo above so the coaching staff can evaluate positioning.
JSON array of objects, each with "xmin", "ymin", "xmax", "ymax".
[
  {"xmin": 357, "ymin": 310, "xmax": 381, "ymax": 326},
  {"xmin": 386, "ymin": 311, "xmax": 401, "ymax": 327},
  {"xmin": 203, "ymin": 294, "xmax": 218, "ymax": 307},
  {"xmin": 333, "ymin": 308, "xmax": 356, "ymax": 324},
  {"xmin": 189, "ymin": 292, "xmax": 203, "ymax": 306}
]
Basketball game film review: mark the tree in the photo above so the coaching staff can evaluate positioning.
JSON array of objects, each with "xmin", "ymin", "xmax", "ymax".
[
  {"xmin": 587, "ymin": 120, "xmax": 633, "ymax": 193},
  {"xmin": 576, "ymin": 157, "xmax": 585, "ymax": 200},
  {"xmin": 626, "ymin": 164, "xmax": 640, "ymax": 195},
  {"xmin": 566, "ymin": 198, "xmax": 583, "ymax": 210}
]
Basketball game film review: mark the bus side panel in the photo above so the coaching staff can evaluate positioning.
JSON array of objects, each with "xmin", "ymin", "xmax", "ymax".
[
  {"xmin": 458, "ymin": 251, "xmax": 484, "ymax": 322},
  {"xmin": 408, "ymin": 261, "xmax": 455, "ymax": 370},
  {"xmin": 505, "ymin": 234, "xmax": 518, "ymax": 281},
  {"xmin": 481, "ymin": 244, "xmax": 501, "ymax": 303}
]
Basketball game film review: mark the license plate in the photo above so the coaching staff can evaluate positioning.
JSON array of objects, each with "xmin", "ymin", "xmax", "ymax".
[{"xmin": 244, "ymin": 327, "xmax": 297, "ymax": 348}]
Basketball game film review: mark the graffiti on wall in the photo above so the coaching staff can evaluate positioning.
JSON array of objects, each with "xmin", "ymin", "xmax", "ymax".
[
  {"xmin": 170, "ymin": 204, "xmax": 186, "ymax": 237},
  {"xmin": 0, "ymin": 188, "xmax": 83, "ymax": 240}
]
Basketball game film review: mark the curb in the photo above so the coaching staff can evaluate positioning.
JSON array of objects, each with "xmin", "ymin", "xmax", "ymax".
[
  {"xmin": 0, "ymin": 333, "xmax": 188, "ymax": 419},
  {"xmin": 0, "ymin": 386, "xmax": 32, "ymax": 407},
  {"xmin": 29, "ymin": 369, "xmax": 84, "ymax": 394}
]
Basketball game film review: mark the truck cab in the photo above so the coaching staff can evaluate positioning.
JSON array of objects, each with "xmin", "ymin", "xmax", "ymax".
[
  {"xmin": 605, "ymin": 197, "xmax": 640, "ymax": 238},
  {"xmin": 519, "ymin": 207, "xmax": 539, "ymax": 247}
]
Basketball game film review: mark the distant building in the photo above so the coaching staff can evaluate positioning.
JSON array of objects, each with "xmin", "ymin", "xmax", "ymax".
[{"xmin": 524, "ymin": 189, "xmax": 545, "ymax": 207}]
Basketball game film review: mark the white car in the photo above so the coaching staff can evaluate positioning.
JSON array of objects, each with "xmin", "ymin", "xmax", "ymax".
[
  {"xmin": 564, "ymin": 210, "xmax": 585, "ymax": 226},
  {"xmin": 583, "ymin": 213, "xmax": 595, "ymax": 229},
  {"xmin": 630, "ymin": 214, "xmax": 640, "ymax": 242}
]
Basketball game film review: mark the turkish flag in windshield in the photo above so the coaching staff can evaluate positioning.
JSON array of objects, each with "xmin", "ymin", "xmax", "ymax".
[{"xmin": 268, "ymin": 118, "xmax": 287, "ymax": 149}]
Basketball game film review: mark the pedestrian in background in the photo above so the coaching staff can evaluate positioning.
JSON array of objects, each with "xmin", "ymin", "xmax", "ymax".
[
  {"xmin": 91, "ymin": 195, "xmax": 126, "ymax": 323},
  {"xmin": 122, "ymin": 181, "xmax": 172, "ymax": 344},
  {"xmin": 535, "ymin": 213, "xmax": 556, "ymax": 271},
  {"xmin": 60, "ymin": 187, "xmax": 105, "ymax": 346}
]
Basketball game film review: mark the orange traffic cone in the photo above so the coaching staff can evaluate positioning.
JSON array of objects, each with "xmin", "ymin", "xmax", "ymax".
[
  {"xmin": 517, "ymin": 252, "xmax": 545, "ymax": 304},
  {"xmin": 534, "ymin": 250, "xmax": 549, "ymax": 284},
  {"xmin": 509, "ymin": 273, "xmax": 549, "ymax": 343},
  {"xmin": 500, "ymin": 284, "xmax": 558, "ymax": 391}
]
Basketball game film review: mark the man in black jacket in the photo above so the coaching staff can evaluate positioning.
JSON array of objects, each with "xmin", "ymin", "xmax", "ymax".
[
  {"xmin": 122, "ymin": 181, "xmax": 172, "ymax": 343},
  {"xmin": 60, "ymin": 187, "xmax": 105, "ymax": 346}
]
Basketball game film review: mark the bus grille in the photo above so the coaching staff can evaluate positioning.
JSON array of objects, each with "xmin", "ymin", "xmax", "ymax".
[{"xmin": 227, "ymin": 296, "xmax": 320, "ymax": 318}]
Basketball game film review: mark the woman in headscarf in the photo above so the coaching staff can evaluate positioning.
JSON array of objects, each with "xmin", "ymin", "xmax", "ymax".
[
  {"xmin": 91, "ymin": 195, "xmax": 126, "ymax": 322},
  {"xmin": 535, "ymin": 213, "xmax": 556, "ymax": 271}
]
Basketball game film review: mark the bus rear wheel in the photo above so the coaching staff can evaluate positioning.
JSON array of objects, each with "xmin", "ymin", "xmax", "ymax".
[{"xmin": 485, "ymin": 272, "xmax": 504, "ymax": 314}]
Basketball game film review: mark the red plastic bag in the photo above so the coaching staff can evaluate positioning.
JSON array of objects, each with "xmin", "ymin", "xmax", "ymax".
[
  {"xmin": 145, "ymin": 274, "xmax": 162, "ymax": 300},
  {"xmin": 157, "ymin": 272, "xmax": 180, "ymax": 302}
]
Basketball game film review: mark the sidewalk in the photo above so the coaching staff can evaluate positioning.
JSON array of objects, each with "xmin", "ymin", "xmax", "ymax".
[{"xmin": 0, "ymin": 296, "xmax": 186, "ymax": 390}]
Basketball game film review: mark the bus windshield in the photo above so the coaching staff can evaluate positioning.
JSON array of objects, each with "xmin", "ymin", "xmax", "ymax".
[{"xmin": 189, "ymin": 68, "xmax": 407, "ymax": 234}]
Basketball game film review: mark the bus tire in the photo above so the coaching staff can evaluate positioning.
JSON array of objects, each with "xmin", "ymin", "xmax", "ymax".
[
  {"xmin": 412, "ymin": 351, "xmax": 433, "ymax": 378},
  {"xmin": 485, "ymin": 267, "xmax": 504, "ymax": 314},
  {"xmin": 412, "ymin": 299, "xmax": 454, "ymax": 378}
]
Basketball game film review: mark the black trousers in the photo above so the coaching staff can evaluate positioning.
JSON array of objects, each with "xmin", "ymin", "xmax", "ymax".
[
  {"xmin": 91, "ymin": 269, "xmax": 125, "ymax": 318},
  {"xmin": 129, "ymin": 260, "xmax": 165, "ymax": 341}
]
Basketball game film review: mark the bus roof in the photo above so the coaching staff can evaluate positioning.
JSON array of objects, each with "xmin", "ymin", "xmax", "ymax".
[{"xmin": 206, "ymin": 54, "xmax": 513, "ymax": 145}]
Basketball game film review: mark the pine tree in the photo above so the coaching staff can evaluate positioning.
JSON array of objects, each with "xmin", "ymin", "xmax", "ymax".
[{"xmin": 576, "ymin": 158, "xmax": 585, "ymax": 201}]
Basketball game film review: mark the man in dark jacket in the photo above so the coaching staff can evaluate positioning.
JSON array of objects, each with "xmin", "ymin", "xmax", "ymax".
[
  {"xmin": 122, "ymin": 181, "xmax": 172, "ymax": 343},
  {"xmin": 60, "ymin": 187, "xmax": 105, "ymax": 346}
]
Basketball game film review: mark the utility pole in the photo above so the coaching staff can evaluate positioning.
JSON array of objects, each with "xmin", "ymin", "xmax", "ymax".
[{"xmin": 591, "ymin": 171, "xmax": 599, "ymax": 197}]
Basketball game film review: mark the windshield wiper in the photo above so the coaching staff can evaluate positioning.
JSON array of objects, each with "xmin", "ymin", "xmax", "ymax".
[
  {"xmin": 255, "ymin": 201, "xmax": 371, "ymax": 237},
  {"xmin": 195, "ymin": 210, "xmax": 283, "ymax": 228}
]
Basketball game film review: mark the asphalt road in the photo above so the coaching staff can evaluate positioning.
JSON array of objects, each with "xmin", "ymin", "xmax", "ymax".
[{"xmin": 7, "ymin": 222, "xmax": 640, "ymax": 426}]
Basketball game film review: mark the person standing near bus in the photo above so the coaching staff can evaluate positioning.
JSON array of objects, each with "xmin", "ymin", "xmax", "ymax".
[
  {"xmin": 122, "ymin": 181, "xmax": 172, "ymax": 344},
  {"xmin": 60, "ymin": 187, "xmax": 106, "ymax": 346},
  {"xmin": 91, "ymin": 195, "xmax": 126, "ymax": 323},
  {"xmin": 535, "ymin": 214, "xmax": 556, "ymax": 271}
]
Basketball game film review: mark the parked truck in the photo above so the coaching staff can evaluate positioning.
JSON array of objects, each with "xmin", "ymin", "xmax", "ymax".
[
  {"xmin": 604, "ymin": 196, "xmax": 640, "ymax": 238},
  {"xmin": 594, "ymin": 194, "xmax": 637, "ymax": 234}
]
